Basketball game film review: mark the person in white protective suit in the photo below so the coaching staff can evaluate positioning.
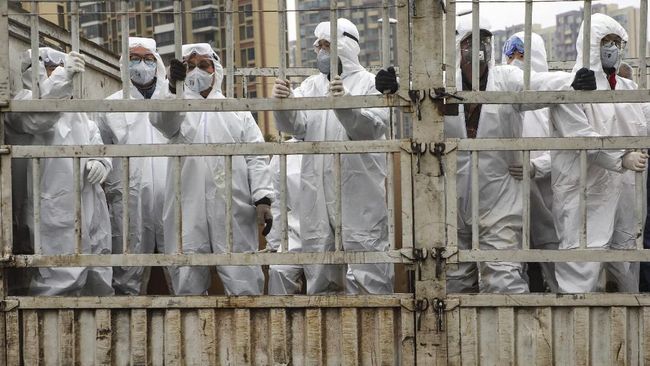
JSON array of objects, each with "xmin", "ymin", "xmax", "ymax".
[
  {"xmin": 149, "ymin": 43, "xmax": 273, "ymax": 295},
  {"xmin": 503, "ymin": 32, "xmax": 559, "ymax": 292},
  {"xmin": 5, "ymin": 48, "xmax": 114, "ymax": 296},
  {"xmin": 95, "ymin": 37, "xmax": 169, "ymax": 295},
  {"xmin": 265, "ymin": 138, "xmax": 305, "ymax": 295},
  {"xmin": 272, "ymin": 18, "xmax": 394, "ymax": 294},
  {"xmin": 555, "ymin": 14, "xmax": 647, "ymax": 293}
]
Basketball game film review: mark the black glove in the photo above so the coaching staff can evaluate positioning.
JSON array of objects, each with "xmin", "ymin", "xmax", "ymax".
[
  {"xmin": 375, "ymin": 66, "xmax": 399, "ymax": 94},
  {"xmin": 255, "ymin": 197, "xmax": 273, "ymax": 236},
  {"xmin": 571, "ymin": 67, "xmax": 597, "ymax": 90},
  {"xmin": 168, "ymin": 58, "xmax": 186, "ymax": 93}
]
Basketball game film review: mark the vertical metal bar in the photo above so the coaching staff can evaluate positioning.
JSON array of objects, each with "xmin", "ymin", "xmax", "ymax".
[
  {"xmin": 521, "ymin": 151, "xmax": 531, "ymax": 250},
  {"xmin": 173, "ymin": 0, "xmax": 183, "ymax": 97},
  {"xmin": 279, "ymin": 154, "xmax": 288, "ymax": 253},
  {"xmin": 32, "ymin": 159, "xmax": 41, "ymax": 255},
  {"xmin": 396, "ymin": 0, "xmax": 411, "ymax": 97},
  {"xmin": 225, "ymin": 0, "xmax": 234, "ymax": 98},
  {"xmin": 639, "ymin": 0, "xmax": 648, "ymax": 88},
  {"xmin": 636, "ymin": 171, "xmax": 644, "ymax": 250},
  {"xmin": 120, "ymin": 0, "xmax": 130, "ymax": 99},
  {"xmin": 225, "ymin": 156, "xmax": 233, "ymax": 253},
  {"xmin": 471, "ymin": 0, "xmax": 479, "ymax": 91},
  {"xmin": 30, "ymin": 1, "xmax": 40, "ymax": 99},
  {"xmin": 387, "ymin": 153, "xmax": 396, "ymax": 249},
  {"xmin": 381, "ymin": 0, "xmax": 390, "ymax": 68},
  {"xmin": 334, "ymin": 153, "xmax": 342, "ymax": 251},
  {"xmin": 277, "ymin": 0, "xmax": 287, "ymax": 80},
  {"xmin": 73, "ymin": 158, "xmax": 82, "ymax": 254},
  {"xmin": 471, "ymin": 151, "xmax": 479, "ymax": 250},
  {"xmin": 1, "ymin": 155, "xmax": 12, "ymax": 257},
  {"xmin": 329, "ymin": 1, "xmax": 338, "ymax": 83},
  {"xmin": 174, "ymin": 156, "xmax": 182, "ymax": 254},
  {"xmin": 523, "ymin": 0, "xmax": 533, "ymax": 90},
  {"xmin": 579, "ymin": 150, "xmax": 587, "ymax": 249},
  {"xmin": 70, "ymin": 0, "xmax": 82, "ymax": 99},
  {"xmin": 582, "ymin": 1, "xmax": 592, "ymax": 69},
  {"xmin": 121, "ymin": 157, "xmax": 129, "ymax": 254},
  {"xmin": 445, "ymin": 0, "xmax": 457, "ymax": 91}
]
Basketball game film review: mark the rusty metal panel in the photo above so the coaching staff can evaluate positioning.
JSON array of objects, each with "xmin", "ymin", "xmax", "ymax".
[{"xmin": 447, "ymin": 302, "xmax": 650, "ymax": 366}]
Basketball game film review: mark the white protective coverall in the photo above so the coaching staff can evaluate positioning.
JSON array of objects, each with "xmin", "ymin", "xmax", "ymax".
[
  {"xmin": 5, "ymin": 48, "xmax": 113, "ymax": 296},
  {"xmin": 266, "ymin": 139, "xmax": 304, "ymax": 295},
  {"xmin": 273, "ymin": 19, "xmax": 394, "ymax": 294},
  {"xmin": 95, "ymin": 37, "xmax": 169, "ymax": 295},
  {"xmin": 554, "ymin": 14, "xmax": 646, "ymax": 293},
  {"xmin": 445, "ymin": 17, "xmax": 495, "ymax": 293},
  {"xmin": 150, "ymin": 43, "xmax": 272, "ymax": 295}
]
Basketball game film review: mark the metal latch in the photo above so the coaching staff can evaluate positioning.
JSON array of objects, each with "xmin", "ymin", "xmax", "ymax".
[
  {"xmin": 432, "ymin": 298, "xmax": 446, "ymax": 332},
  {"xmin": 415, "ymin": 298, "xmax": 429, "ymax": 331},
  {"xmin": 430, "ymin": 88, "xmax": 464, "ymax": 116},
  {"xmin": 411, "ymin": 142, "xmax": 426, "ymax": 174},
  {"xmin": 430, "ymin": 142, "xmax": 446, "ymax": 177},
  {"xmin": 408, "ymin": 90, "xmax": 425, "ymax": 120},
  {"xmin": 413, "ymin": 247, "xmax": 428, "ymax": 281}
]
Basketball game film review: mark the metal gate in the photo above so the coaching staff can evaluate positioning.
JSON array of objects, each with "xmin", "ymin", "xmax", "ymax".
[{"xmin": 2, "ymin": 0, "xmax": 650, "ymax": 364}]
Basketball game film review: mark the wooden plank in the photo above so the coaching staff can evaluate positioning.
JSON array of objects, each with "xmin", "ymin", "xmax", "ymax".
[
  {"xmin": 22, "ymin": 310, "xmax": 40, "ymax": 366},
  {"xmin": 340, "ymin": 308, "xmax": 359, "ymax": 365},
  {"xmin": 181, "ymin": 310, "xmax": 202, "ymax": 365},
  {"xmin": 149, "ymin": 310, "xmax": 165, "ymax": 366},
  {"xmin": 290, "ymin": 310, "xmax": 305, "ymax": 366},
  {"xmin": 198, "ymin": 309, "xmax": 217, "ymax": 365},
  {"xmin": 112, "ymin": 310, "xmax": 130, "ymax": 366},
  {"xmin": 58, "ymin": 309, "xmax": 74, "ymax": 365},
  {"xmin": 378, "ymin": 308, "xmax": 395, "ymax": 366},
  {"xmin": 478, "ymin": 308, "xmax": 498, "ymax": 366},
  {"xmin": 270, "ymin": 309, "xmax": 288, "ymax": 365},
  {"xmin": 323, "ymin": 308, "xmax": 341, "ymax": 365},
  {"xmin": 250, "ymin": 310, "xmax": 269, "ymax": 365},
  {"xmin": 498, "ymin": 307, "xmax": 515, "ymax": 365},
  {"xmin": 234, "ymin": 309, "xmax": 252, "ymax": 365},
  {"xmin": 305, "ymin": 308, "xmax": 322, "ymax": 365},
  {"xmin": 573, "ymin": 307, "xmax": 590, "ymax": 366},
  {"xmin": 515, "ymin": 308, "xmax": 534, "ymax": 366},
  {"xmin": 77, "ymin": 310, "xmax": 96, "ymax": 365},
  {"xmin": 164, "ymin": 309, "xmax": 182, "ymax": 366},
  {"xmin": 95, "ymin": 309, "xmax": 112, "ymax": 365},
  {"xmin": 553, "ymin": 307, "xmax": 574, "ymax": 365},
  {"xmin": 643, "ymin": 307, "xmax": 650, "ymax": 366},
  {"xmin": 534, "ymin": 307, "xmax": 553, "ymax": 366},
  {"xmin": 0, "ymin": 310, "xmax": 5, "ymax": 366},
  {"xmin": 460, "ymin": 307, "xmax": 478, "ymax": 366},
  {"xmin": 446, "ymin": 307, "xmax": 461, "ymax": 366},
  {"xmin": 590, "ymin": 307, "xmax": 611, "ymax": 366},
  {"xmin": 41, "ymin": 311, "xmax": 58, "ymax": 365},
  {"xmin": 626, "ymin": 307, "xmax": 640, "ymax": 366},
  {"xmin": 360, "ymin": 308, "xmax": 378, "ymax": 365},
  {"xmin": 611, "ymin": 307, "xmax": 627, "ymax": 366},
  {"xmin": 399, "ymin": 305, "xmax": 415, "ymax": 366},
  {"xmin": 6, "ymin": 310, "xmax": 20, "ymax": 366},
  {"xmin": 216, "ymin": 310, "xmax": 235, "ymax": 365},
  {"xmin": 130, "ymin": 309, "xmax": 147, "ymax": 366}
]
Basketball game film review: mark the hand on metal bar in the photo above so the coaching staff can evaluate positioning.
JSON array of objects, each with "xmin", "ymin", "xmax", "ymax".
[
  {"xmin": 328, "ymin": 75, "xmax": 348, "ymax": 97},
  {"xmin": 272, "ymin": 79, "xmax": 292, "ymax": 98},
  {"xmin": 64, "ymin": 51, "xmax": 85, "ymax": 78},
  {"xmin": 168, "ymin": 58, "xmax": 186, "ymax": 93},
  {"xmin": 622, "ymin": 151, "xmax": 649, "ymax": 172},
  {"xmin": 375, "ymin": 66, "xmax": 399, "ymax": 94},
  {"xmin": 86, "ymin": 160, "xmax": 109, "ymax": 185},
  {"xmin": 571, "ymin": 68, "xmax": 597, "ymax": 91},
  {"xmin": 255, "ymin": 198, "xmax": 273, "ymax": 236},
  {"xmin": 508, "ymin": 163, "xmax": 535, "ymax": 180}
]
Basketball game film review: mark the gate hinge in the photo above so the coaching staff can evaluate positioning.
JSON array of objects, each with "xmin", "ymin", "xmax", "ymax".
[
  {"xmin": 0, "ymin": 299, "xmax": 18, "ymax": 312},
  {"xmin": 430, "ymin": 88, "xmax": 464, "ymax": 116},
  {"xmin": 0, "ymin": 145, "xmax": 10, "ymax": 155}
]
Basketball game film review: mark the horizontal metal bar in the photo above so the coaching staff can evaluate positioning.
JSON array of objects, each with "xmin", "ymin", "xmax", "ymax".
[
  {"xmin": 454, "ymin": 293, "xmax": 650, "ymax": 307},
  {"xmin": 8, "ymin": 294, "xmax": 412, "ymax": 309},
  {"xmin": 8, "ymin": 141, "xmax": 408, "ymax": 158},
  {"xmin": 7, "ymin": 96, "xmax": 408, "ymax": 112},
  {"xmin": 447, "ymin": 90, "xmax": 650, "ymax": 104},
  {"xmin": 548, "ymin": 58, "xmax": 650, "ymax": 71},
  {"xmin": 456, "ymin": 137, "xmax": 650, "ymax": 151},
  {"xmin": 234, "ymin": 66, "xmax": 398, "ymax": 77},
  {"xmin": 456, "ymin": 249, "xmax": 650, "ymax": 262},
  {"xmin": 8, "ymin": 249, "xmax": 414, "ymax": 267}
]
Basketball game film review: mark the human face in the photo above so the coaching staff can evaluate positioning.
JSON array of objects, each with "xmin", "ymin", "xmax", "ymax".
[
  {"xmin": 129, "ymin": 46, "xmax": 157, "ymax": 66},
  {"xmin": 45, "ymin": 64, "xmax": 61, "ymax": 77},
  {"xmin": 601, "ymin": 34, "xmax": 626, "ymax": 50},
  {"xmin": 183, "ymin": 53, "xmax": 215, "ymax": 74},
  {"xmin": 460, "ymin": 33, "xmax": 491, "ymax": 82},
  {"xmin": 314, "ymin": 39, "xmax": 331, "ymax": 54},
  {"xmin": 507, "ymin": 52, "xmax": 524, "ymax": 64}
]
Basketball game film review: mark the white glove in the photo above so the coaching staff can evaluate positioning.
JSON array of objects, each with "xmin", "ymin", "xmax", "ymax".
[
  {"xmin": 622, "ymin": 151, "xmax": 649, "ymax": 172},
  {"xmin": 272, "ymin": 79, "xmax": 292, "ymax": 98},
  {"xmin": 328, "ymin": 75, "xmax": 347, "ymax": 97},
  {"xmin": 86, "ymin": 160, "xmax": 108, "ymax": 185},
  {"xmin": 508, "ymin": 163, "xmax": 536, "ymax": 180},
  {"xmin": 65, "ymin": 51, "xmax": 86, "ymax": 78}
]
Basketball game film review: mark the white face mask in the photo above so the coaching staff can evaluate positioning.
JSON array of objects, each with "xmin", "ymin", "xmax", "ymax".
[
  {"xmin": 185, "ymin": 68, "xmax": 214, "ymax": 94},
  {"xmin": 600, "ymin": 44, "xmax": 620, "ymax": 70},
  {"xmin": 129, "ymin": 61, "xmax": 157, "ymax": 86},
  {"xmin": 510, "ymin": 58, "xmax": 525, "ymax": 70}
]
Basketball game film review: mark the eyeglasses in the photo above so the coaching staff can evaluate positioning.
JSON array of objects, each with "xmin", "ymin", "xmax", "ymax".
[
  {"xmin": 129, "ymin": 54, "xmax": 157, "ymax": 66},
  {"xmin": 184, "ymin": 59, "xmax": 214, "ymax": 72},
  {"xmin": 601, "ymin": 39, "xmax": 627, "ymax": 50}
]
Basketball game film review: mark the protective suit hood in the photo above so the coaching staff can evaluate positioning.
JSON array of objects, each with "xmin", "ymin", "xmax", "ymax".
[
  {"xmin": 121, "ymin": 37, "xmax": 167, "ymax": 82},
  {"xmin": 181, "ymin": 43, "xmax": 225, "ymax": 97},
  {"xmin": 502, "ymin": 32, "xmax": 548, "ymax": 72},
  {"xmin": 573, "ymin": 13, "xmax": 628, "ymax": 81},
  {"xmin": 20, "ymin": 47, "xmax": 63, "ymax": 90},
  {"xmin": 455, "ymin": 16, "xmax": 495, "ymax": 90},
  {"xmin": 312, "ymin": 18, "xmax": 365, "ymax": 78}
]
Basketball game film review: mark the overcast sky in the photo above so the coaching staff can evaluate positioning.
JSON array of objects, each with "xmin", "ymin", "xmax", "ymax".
[{"xmin": 286, "ymin": 0, "xmax": 642, "ymax": 40}]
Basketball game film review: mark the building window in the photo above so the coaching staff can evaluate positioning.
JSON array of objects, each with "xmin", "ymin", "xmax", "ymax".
[{"xmin": 154, "ymin": 30, "xmax": 175, "ymax": 47}]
